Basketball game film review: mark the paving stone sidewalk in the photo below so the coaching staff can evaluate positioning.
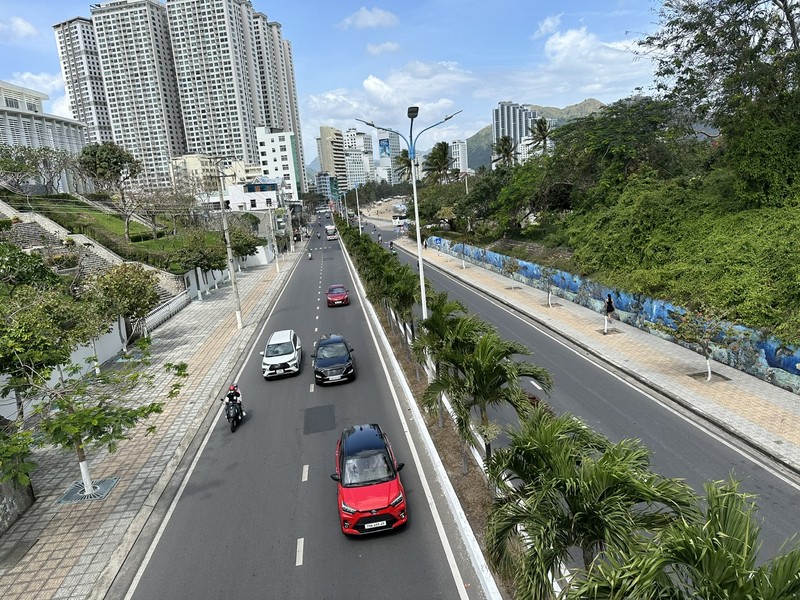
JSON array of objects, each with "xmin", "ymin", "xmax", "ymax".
[
  {"xmin": 399, "ymin": 236, "xmax": 800, "ymax": 474},
  {"xmin": 0, "ymin": 252, "xmax": 299, "ymax": 600}
]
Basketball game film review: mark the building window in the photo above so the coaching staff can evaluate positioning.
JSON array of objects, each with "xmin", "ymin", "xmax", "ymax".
[
  {"xmin": 250, "ymin": 198, "xmax": 257, "ymax": 208},
  {"xmin": 5, "ymin": 97, "xmax": 20, "ymax": 109}
]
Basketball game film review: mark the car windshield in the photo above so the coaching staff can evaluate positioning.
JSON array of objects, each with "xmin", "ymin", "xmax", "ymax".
[
  {"xmin": 328, "ymin": 287, "xmax": 346, "ymax": 295},
  {"xmin": 317, "ymin": 342, "xmax": 348, "ymax": 359},
  {"xmin": 342, "ymin": 451, "xmax": 393, "ymax": 485},
  {"xmin": 266, "ymin": 341, "xmax": 293, "ymax": 356}
]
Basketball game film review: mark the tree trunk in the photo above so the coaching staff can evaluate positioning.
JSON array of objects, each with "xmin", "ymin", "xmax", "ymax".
[
  {"xmin": 123, "ymin": 213, "xmax": 131, "ymax": 242},
  {"xmin": 91, "ymin": 338, "xmax": 101, "ymax": 375},
  {"xmin": 582, "ymin": 545, "xmax": 595, "ymax": 572},
  {"xmin": 118, "ymin": 315, "xmax": 128, "ymax": 353},
  {"xmin": 195, "ymin": 267, "xmax": 203, "ymax": 301},
  {"xmin": 14, "ymin": 388, "xmax": 24, "ymax": 425},
  {"xmin": 706, "ymin": 356, "xmax": 712, "ymax": 382},
  {"xmin": 76, "ymin": 445, "xmax": 93, "ymax": 494}
]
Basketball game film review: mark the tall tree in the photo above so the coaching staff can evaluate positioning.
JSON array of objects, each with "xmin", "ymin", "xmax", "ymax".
[
  {"xmin": 422, "ymin": 141, "xmax": 456, "ymax": 185},
  {"xmin": 90, "ymin": 263, "xmax": 160, "ymax": 350},
  {"xmin": 492, "ymin": 136, "xmax": 517, "ymax": 167},
  {"xmin": 569, "ymin": 478, "xmax": 800, "ymax": 600},
  {"xmin": 171, "ymin": 228, "xmax": 227, "ymax": 297},
  {"xmin": 394, "ymin": 149, "xmax": 413, "ymax": 182},
  {"xmin": 526, "ymin": 116, "xmax": 553, "ymax": 157},
  {"xmin": 487, "ymin": 406, "xmax": 698, "ymax": 600},
  {"xmin": 78, "ymin": 142, "xmax": 142, "ymax": 241},
  {"xmin": 0, "ymin": 143, "xmax": 37, "ymax": 191},
  {"xmin": 34, "ymin": 147, "xmax": 73, "ymax": 194},
  {"xmin": 33, "ymin": 338, "xmax": 187, "ymax": 495},
  {"xmin": 424, "ymin": 330, "xmax": 553, "ymax": 463}
]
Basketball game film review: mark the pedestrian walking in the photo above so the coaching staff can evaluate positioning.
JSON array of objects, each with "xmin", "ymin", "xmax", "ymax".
[{"xmin": 603, "ymin": 294, "xmax": 615, "ymax": 334}]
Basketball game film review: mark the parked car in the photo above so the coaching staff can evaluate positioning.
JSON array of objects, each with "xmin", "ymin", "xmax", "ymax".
[
  {"xmin": 260, "ymin": 329, "xmax": 302, "ymax": 379},
  {"xmin": 325, "ymin": 284, "xmax": 350, "ymax": 307},
  {"xmin": 312, "ymin": 333, "xmax": 355, "ymax": 384},
  {"xmin": 330, "ymin": 424, "xmax": 407, "ymax": 535}
]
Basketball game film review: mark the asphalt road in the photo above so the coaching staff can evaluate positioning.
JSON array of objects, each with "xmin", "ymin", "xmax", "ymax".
[
  {"xmin": 126, "ymin": 234, "xmax": 480, "ymax": 600},
  {"xmin": 373, "ymin": 223, "xmax": 800, "ymax": 562}
]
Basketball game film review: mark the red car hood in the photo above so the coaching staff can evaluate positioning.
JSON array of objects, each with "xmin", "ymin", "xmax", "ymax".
[
  {"xmin": 340, "ymin": 479, "xmax": 402, "ymax": 511},
  {"xmin": 328, "ymin": 292, "xmax": 348, "ymax": 300}
]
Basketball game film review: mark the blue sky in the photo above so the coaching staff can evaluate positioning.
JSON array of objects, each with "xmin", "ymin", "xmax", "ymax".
[{"xmin": 0, "ymin": 1, "xmax": 660, "ymax": 161}]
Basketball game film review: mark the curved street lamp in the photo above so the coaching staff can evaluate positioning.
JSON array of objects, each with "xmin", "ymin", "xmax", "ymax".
[{"xmin": 356, "ymin": 107, "xmax": 461, "ymax": 320}]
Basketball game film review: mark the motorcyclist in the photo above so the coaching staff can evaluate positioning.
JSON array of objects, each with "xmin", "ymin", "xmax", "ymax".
[
  {"xmin": 308, "ymin": 249, "xmax": 313, "ymax": 259},
  {"xmin": 316, "ymin": 231, "xmax": 320, "ymax": 239},
  {"xmin": 389, "ymin": 240, "xmax": 394, "ymax": 253},
  {"xmin": 223, "ymin": 384, "xmax": 245, "ymax": 417}
]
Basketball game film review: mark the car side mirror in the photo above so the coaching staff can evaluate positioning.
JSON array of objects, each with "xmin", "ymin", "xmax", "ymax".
[
  {"xmin": 311, "ymin": 353, "xmax": 316, "ymax": 358},
  {"xmin": 259, "ymin": 351, "xmax": 264, "ymax": 356},
  {"xmin": 396, "ymin": 463, "xmax": 405, "ymax": 471},
  {"xmin": 330, "ymin": 473, "xmax": 340, "ymax": 482}
]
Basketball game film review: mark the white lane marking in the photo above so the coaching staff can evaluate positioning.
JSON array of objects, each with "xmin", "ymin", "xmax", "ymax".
[
  {"xmin": 309, "ymin": 383, "xmax": 315, "ymax": 393},
  {"xmin": 302, "ymin": 464, "xmax": 309, "ymax": 482},
  {"xmin": 124, "ymin": 258, "xmax": 303, "ymax": 600},
  {"xmin": 295, "ymin": 538, "xmax": 304, "ymax": 566},
  {"xmin": 530, "ymin": 380, "xmax": 543, "ymax": 391},
  {"xmin": 346, "ymin": 254, "xmax": 471, "ymax": 600},
  {"xmin": 433, "ymin": 265, "xmax": 800, "ymax": 491}
]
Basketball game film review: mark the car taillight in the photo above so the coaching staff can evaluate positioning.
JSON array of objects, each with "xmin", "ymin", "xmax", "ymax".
[
  {"xmin": 341, "ymin": 501, "xmax": 356, "ymax": 514},
  {"xmin": 390, "ymin": 492, "xmax": 404, "ymax": 507}
]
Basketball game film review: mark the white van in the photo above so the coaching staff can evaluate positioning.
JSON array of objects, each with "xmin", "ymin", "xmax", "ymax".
[{"xmin": 260, "ymin": 329, "xmax": 302, "ymax": 378}]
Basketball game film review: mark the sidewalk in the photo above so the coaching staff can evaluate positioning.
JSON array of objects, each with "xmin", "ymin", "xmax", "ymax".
[
  {"xmin": 399, "ymin": 236, "xmax": 800, "ymax": 474},
  {"xmin": 0, "ymin": 251, "xmax": 300, "ymax": 600}
]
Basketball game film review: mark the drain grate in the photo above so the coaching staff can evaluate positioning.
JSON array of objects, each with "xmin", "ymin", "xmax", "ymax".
[{"xmin": 56, "ymin": 477, "xmax": 119, "ymax": 505}]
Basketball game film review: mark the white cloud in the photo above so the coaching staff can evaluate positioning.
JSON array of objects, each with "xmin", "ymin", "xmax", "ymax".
[
  {"xmin": 531, "ymin": 14, "xmax": 561, "ymax": 40},
  {"xmin": 0, "ymin": 16, "xmax": 38, "ymax": 39},
  {"xmin": 366, "ymin": 41, "xmax": 399, "ymax": 55},
  {"xmin": 339, "ymin": 7, "xmax": 397, "ymax": 30},
  {"xmin": 7, "ymin": 71, "xmax": 63, "ymax": 95},
  {"xmin": 47, "ymin": 94, "xmax": 72, "ymax": 119}
]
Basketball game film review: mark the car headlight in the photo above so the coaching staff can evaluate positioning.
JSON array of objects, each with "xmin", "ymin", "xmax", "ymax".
[
  {"xmin": 390, "ymin": 492, "xmax": 404, "ymax": 507},
  {"xmin": 341, "ymin": 501, "xmax": 357, "ymax": 514}
]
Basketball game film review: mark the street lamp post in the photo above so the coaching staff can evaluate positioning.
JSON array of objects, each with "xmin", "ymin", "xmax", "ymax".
[
  {"xmin": 357, "ymin": 107, "xmax": 461, "ymax": 320},
  {"xmin": 355, "ymin": 186, "xmax": 362, "ymax": 235},
  {"xmin": 215, "ymin": 161, "xmax": 243, "ymax": 329}
]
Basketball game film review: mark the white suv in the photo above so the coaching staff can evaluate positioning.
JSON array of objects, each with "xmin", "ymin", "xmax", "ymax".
[{"xmin": 260, "ymin": 329, "xmax": 302, "ymax": 378}]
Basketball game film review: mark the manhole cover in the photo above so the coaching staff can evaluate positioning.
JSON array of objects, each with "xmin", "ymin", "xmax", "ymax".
[{"xmin": 56, "ymin": 477, "xmax": 119, "ymax": 504}]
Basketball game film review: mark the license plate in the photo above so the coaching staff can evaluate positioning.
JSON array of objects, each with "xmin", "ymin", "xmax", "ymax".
[
  {"xmin": 334, "ymin": 300, "xmax": 342, "ymax": 304},
  {"xmin": 364, "ymin": 521, "xmax": 386, "ymax": 530},
  {"xmin": 328, "ymin": 375, "xmax": 341, "ymax": 381},
  {"xmin": 275, "ymin": 369, "xmax": 284, "ymax": 374}
]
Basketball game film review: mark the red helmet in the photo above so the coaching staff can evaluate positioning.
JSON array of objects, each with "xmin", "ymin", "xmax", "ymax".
[{"xmin": 229, "ymin": 385, "xmax": 236, "ymax": 391}]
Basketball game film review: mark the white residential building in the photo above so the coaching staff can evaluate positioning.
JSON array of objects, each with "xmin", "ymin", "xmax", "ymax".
[
  {"xmin": 89, "ymin": 0, "xmax": 186, "ymax": 188},
  {"xmin": 253, "ymin": 13, "xmax": 307, "ymax": 192},
  {"xmin": 449, "ymin": 140, "xmax": 468, "ymax": 173},
  {"xmin": 492, "ymin": 101, "xmax": 538, "ymax": 149},
  {"xmin": 377, "ymin": 128, "xmax": 402, "ymax": 184},
  {"xmin": 316, "ymin": 126, "xmax": 346, "ymax": 192},
  {"xmin": 255, "ymin": 127, "xmax": 301, "ymax": 204},
  {"xmin": 0, "ymin": 80, "xmax": 86, "ymax": 193},
  {"xmin": 343, "ymin": 128, "xmax": 375, "ymax": 189},
  {"xmin": 167, "ymin": 0, "xmax": 263, "ymax": 165},
  {"xmin": 52, "ymin": 17, "xmax": 113, "ymax": 144}
]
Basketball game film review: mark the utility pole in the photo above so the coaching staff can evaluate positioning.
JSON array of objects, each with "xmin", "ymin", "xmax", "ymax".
[{"xmin": 217, "ymin": 165, "xmax": 243, "ymax": 329}]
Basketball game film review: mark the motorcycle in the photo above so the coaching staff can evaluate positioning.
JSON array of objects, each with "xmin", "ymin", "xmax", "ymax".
[
  {"xmin": 308, "ymin": 250, "xmax": 313, "ymax": 260},
  {"xmin": 221, "ymin": 393, "xmax": 243, "ymax": 432},
  {"xmin": 316, "ymin": 232, "xmax": 320, "ymax": 239}
]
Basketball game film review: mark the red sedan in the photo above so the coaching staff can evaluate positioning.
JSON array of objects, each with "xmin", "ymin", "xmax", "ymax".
[
  {"xmin": 330, "ymin": 424, "xmax": 407, "ymax": 535},
  {"xmin": 325, "ymin": 284, "xmax": 350, "ymax": 307}
]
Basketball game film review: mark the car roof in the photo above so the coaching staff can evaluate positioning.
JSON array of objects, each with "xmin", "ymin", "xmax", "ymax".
[
  {"xmin": 268, "ymin": 329, "xmax": 294, "ymax": 344},
  {"xmin": 327, "ymin": 284, "xmax": 346, "ymax": 290},
  {"xmin": 342, "ymin": 424, "xmax": 386, "ymax": 456},
  {"xmin": 317, "ymin": 333, "xmax": 346, "ymax": 345}
]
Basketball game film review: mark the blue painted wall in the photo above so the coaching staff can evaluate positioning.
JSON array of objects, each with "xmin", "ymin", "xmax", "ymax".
[{"xmin": 429, "ymin": 237, "xmax": 800, "ymax": 394}]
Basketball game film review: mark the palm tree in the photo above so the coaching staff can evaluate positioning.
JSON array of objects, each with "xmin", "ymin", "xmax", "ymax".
[
  {"xmin": 568, "ymin": 478, "xmax": 800, "ymax": 600},
  {"xmin": 492, "ymin": 135, "xmax": 517, "ymax": 167},
  {"xmin": 526, "ymin": 116, "xmax": 553, "ymax": 157},
  {"xmin": 422, "ymin": 141, "xmax": 456, "ymax": 184},
  {"xmin": 394, "ymin": 149, "xmax": 413, "ymax": 182},
  {"xmin": 412, "ymin": 290, "xmax": 469, "ymax": 426},
  {"xmin": 486, "ymin": 406, "xmax": 698, "ymax": 600},
  {"xmin": 424, "ymin": 330, "xmax": 553, "ymax": 465}
]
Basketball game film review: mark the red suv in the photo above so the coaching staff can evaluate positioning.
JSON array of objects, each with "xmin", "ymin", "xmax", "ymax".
[{"xmin": 330, "ymin": 424, "xmax": 407, "ymax": 535}]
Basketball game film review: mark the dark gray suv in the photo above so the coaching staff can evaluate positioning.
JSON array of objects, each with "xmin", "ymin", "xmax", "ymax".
[{"xmin": 312, "ymin": 334, "xmax": 356, "ymax": 384}]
